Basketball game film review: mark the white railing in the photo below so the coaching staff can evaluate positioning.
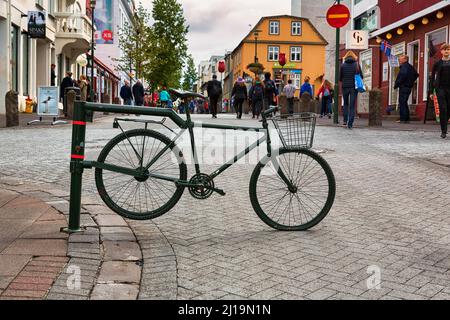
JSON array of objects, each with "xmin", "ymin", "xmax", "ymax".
[{"xmin": 54, "ymin": 13, "xmax": 93, "ymax": 39}]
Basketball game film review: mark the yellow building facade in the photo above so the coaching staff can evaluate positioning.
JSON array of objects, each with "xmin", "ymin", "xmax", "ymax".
[{"xmin": 230, "ymin": 15, "xmax": 328, "ymax": 96}]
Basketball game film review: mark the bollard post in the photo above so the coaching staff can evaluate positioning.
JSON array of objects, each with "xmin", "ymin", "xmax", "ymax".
[
  {"xmin": 63, "ymin": 101, "xmax": 87, "ymax": 233},
  {"xmin": 368, "ymin": 89, "xmax": 383, "ymax": 127},
  {"xmin": 5, "ymin": 90, "xmax": 19, "ymax": 127}
]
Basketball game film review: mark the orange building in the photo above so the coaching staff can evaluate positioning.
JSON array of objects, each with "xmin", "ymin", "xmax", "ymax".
[{"xmin": 228, "ymin": 15, "xmax": 328, "ymax": 96}]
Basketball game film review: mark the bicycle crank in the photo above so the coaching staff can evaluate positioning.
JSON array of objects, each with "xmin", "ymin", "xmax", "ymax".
[{"xmin": 186, "ymin": 174, "xmax": 225, "ymax": 199}]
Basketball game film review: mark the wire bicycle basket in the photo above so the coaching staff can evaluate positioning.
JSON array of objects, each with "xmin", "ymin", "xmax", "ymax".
[{"xmin": 271, "ymin": 112, "xmax": 317, "ymax": 149}]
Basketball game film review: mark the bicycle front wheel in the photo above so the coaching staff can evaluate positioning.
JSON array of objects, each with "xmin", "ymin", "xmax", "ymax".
[
  {"xmin": 249, "ymin": 148, "xmax": 336, "ymax": 231},
  {"xmin": 95, "ymin": 129, "xmax": 187, "ymax": 220}
]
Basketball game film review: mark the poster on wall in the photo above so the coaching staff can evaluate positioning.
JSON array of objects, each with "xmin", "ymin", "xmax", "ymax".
[
  {"xmin": 37, "ymin": 87, "xmax": 59, "ymax": 116},
  {"xmin": 28, "ymin": 11, "xmax": 46, "ymax": 38},
  {"xmin": 382, "ymin": 62, "xmax": 389, "ymax": 82},
  {"xmin": 357, "ymin": 49, "xmax": 372, "ymax": 114},
  {"xmin": 94, "ymin": 0, "xmax": 114, "ymax": 44}
]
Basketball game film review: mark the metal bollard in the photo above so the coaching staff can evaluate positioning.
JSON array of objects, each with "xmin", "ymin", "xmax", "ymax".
[{"xmin": 63, "ymin": 101, "xmax": 87, "ymax": 233}]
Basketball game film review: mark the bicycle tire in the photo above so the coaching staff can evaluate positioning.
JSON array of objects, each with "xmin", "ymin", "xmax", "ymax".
[
  {"xmin": 95, "ymin": 129, "xmax": 187, "ymax": 220},
  {"xmin": 249, "ymin": 148, "xmax": 336, "ymax": 231}
]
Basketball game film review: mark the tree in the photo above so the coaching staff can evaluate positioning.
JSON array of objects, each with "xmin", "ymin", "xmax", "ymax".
[
  {"xmin": 182, "ymin": 55, "xmax": 198, "ymax": 91},
  {"xmin": 115, "ymin": 5, "xmax": 152, "ymax": 83},
  {"xmin": 146, "ymin": 0, "xmax": 189, "ymax": 89}
]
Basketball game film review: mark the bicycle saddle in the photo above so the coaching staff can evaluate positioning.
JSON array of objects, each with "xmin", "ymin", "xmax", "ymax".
[{"xmin": 169, "ymin": 89, "xmax": 207, "ymax": 100}]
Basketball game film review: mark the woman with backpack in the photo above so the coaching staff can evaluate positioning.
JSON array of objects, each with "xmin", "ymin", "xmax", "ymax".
[
  {"xmin": 316, "ymin": 80, "xmax": 333, "ymax": 119},
  {"xmin": 249, "ymin": 80, "xmax": 265, "ymax": 120}
]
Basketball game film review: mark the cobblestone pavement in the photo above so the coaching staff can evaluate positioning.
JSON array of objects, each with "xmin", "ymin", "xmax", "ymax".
[{"xmin": 1, "ymin": 114, "xmax": 450, "ymax": 300}]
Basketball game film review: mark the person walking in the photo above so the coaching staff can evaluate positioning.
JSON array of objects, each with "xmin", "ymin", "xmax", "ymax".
[
  {"xmin": 283, "ymin": 79, "xmax": 297, "ymax": 115},
  {"xmin": 231, "ymin": 77, "xmax": 248, "ymax": 119},
  {"xmin": 78, "ymin": 75, "xmax": 88, "ymax": 102},
  {"xmin": 340, "ymin": 51, "xmax": 363, "ymax": 129},
  {"xmin": 263, "ymin": 72, "xmax": 278, "ymax": 114},
  {"xmin": 159, "ymin": 86, "xmax": 171, "ymax": 108},
  {"xmin": 249, "ymin": 80, "xmax": 264, "ymax": 120},
  {"xmin": 60, "ymin": 71, "xmax": 75, "ymax": 102},
  {"xmin": 316, "ymin": 80, "xmax": 333, "ymax": 118},
  {"xmin": 394, "ymin": 55, "xmax": 419, "ymax": 124},
  {"xmin": 120, "ymin": 80, "xmax": 133, "ymax": 105},
  {"xmin": 300, "ymin": 76, "xmax": 313, "ymax": 98},
  {"xmin": 132, "ymin": 79, "xmax": 145, "ymax": 106},
  {"xmin": 207, "ymin": 75, "xmax": 222, "ymax": 118},
  {"xmin": 430, "ymin": 43, "xmax": 450, "ymax": 139}
]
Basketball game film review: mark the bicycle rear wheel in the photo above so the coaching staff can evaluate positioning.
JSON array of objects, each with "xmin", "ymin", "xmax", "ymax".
[
  {"xmin": 95, "ymin": 129, "xmax": 187, "ymax": 220},
  {"xmin": 249, "ymin": 148, "xmax": 335, "ymax": 231}
]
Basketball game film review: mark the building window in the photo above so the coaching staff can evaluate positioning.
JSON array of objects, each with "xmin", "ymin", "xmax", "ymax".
[
  {"xmin": 291, "ymin": 21, "xmax": 302, "ymax": 35},
  {"xmin": 290, "ymin": 47, "xmax": 302, "ymax": 62},
  {"xmin": 48, "ymin": 0, "xmax": 55, "ymax": 15},
  {"xmin": 22, "ymin": 34, "xmax": 29, "ymax": 95},
  {"xmin": 268, "ymin": 46, "xmax": 279, "ymax": 61},
  {"xmin": 269, "ymin": 21, "xmax": 279, "ymax": 35},
  {"xmin": 11, "ymin": 25, "xmax": 19, "ymax": 92}
]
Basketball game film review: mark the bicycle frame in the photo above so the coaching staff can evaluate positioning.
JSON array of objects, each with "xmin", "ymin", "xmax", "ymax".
[
  {"xmin": 67, "ymin": 100, "xmax": 294, "ymax": 233},
  {"xmin": 87, "ymin": 100, "xmax": 273, "ymax": 187}
]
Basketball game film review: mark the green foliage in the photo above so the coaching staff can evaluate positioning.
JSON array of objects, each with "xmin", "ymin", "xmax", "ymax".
[
  {"xmin": 115, "ymin": 1, "xmax": 189, "ymax": 90},
  {"xmin": 182, "ymin": 55, "xmax": 198, "ymax": 91}
]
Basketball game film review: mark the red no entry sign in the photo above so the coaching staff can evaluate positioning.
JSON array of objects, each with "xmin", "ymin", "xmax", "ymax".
[{"xmin": 327, "ymin": 4, "xmax": 351, "ymax": 28}]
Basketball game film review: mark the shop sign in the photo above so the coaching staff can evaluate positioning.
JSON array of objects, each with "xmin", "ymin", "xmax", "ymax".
[
  {"xmin": 95, "ymin": 0, "xmax": 114, "ymax": 44},
  {"xmin": 346, "ymin": 30, "xmax": 369, "ymax": 50},
  {"xmin": 28, "ymin": 11, "xmax": 46, "ymax": 39},
  {"xmin": 273, "ymin": 62, "xmax": 296, "ymax": 69}
]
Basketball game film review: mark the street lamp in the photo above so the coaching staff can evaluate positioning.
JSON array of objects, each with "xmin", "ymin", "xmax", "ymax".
[
  {"xmin": 90, "ymin": 0, "xmax": 96, "ymax": 102},
  {"xmin": 253, "ymin": 30, "xmax": 261, "ymax": 63}
]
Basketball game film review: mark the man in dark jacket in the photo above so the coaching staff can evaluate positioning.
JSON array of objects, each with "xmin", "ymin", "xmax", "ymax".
[
  {"xmin": 207, "ymin": 75, "xmax": 222, "ymax": 118},
  {"xmin": 430, "ymin": 43, "xmax": 450, "ymax": 139},
  {"xmin": 394, "ymin": 55, "xmax": 419, "ymax": 124},
  {"xmin": 340, "ymin": 51, "xmax": 363, "ymax": 129},
  {"xmin": 120, "ymin": 80, "xmax": 133, "ymax": 105},
  {"xmin": 60, "ymin": 71, "xmax": 75, "ymax": 102},
  {"xmin": 231, "ymin": 77, "xmax": 248, "ymax": 119},
  {"xmin": 132, "ymin": 80, "xmax": 145, "ymax": 106}
]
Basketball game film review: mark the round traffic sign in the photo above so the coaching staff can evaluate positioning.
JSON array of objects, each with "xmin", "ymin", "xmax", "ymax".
[{"xmin": 326, "ymin": 4, "xmax": 351, "ymax": 28}]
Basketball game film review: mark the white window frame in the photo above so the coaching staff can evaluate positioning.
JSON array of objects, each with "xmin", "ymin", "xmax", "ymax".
[
  {"xmin": 388, "ymin": 42, "xmax": 405, "ymax": 107},
  {"xmin": 268, "ymin": 46, "xmax": 279, "ymax": 61},
  {"xmin": 423, "ymin": 26, "xmax": 448, "ymax": 101},
  {"xmin": 407, "ymin": 40, "xmax": 420, "ymax": 105},
  {"xmin": 291, "ymin": 21, "xmax": 302, "ymax": 35},
  {"xmin": 290, "ymin": 46, "xmax": 302, "ymax": 62},
  {"xmin": 269, "ymin": 21, "xmax": 280, "ymax": 35}
]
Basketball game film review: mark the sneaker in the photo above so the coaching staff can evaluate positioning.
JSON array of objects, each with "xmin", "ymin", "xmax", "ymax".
[
  {"xmin": 342, "ymin": 122, "xmax": 347, "ymax": 127},
  {"xmin": 395, "ymin": 120, "xmax": 402, "ymax": 123},
  {"xmin": 441, "ymin": 133, "xmax": 447, "ymax": 139}
]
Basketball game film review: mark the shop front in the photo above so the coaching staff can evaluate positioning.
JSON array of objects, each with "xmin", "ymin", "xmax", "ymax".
[{"xmin": 369, "ymin": 5, "xmax": 450, "ymax": 121}]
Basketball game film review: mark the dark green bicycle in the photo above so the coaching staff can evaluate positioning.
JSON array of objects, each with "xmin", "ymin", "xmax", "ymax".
[{"xmin": 92, "ymin": 90, "xmax": 336, "ymax": 231}]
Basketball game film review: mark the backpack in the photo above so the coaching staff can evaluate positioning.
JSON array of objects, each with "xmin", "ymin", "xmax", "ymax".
[
  {"xmin": 252, "ymin": 85, "xmax": 264, "ymax": 100},
  {"xmin": 208, "ymin": 81, "xmax": 221, "ymax": 97},
  {"xmin": 264, "ymin": 80, "xmax": 275, "ymax": 95},
  {"xmin": 324, "ymin": 88, "xmax": 330, "ymax": 97}
]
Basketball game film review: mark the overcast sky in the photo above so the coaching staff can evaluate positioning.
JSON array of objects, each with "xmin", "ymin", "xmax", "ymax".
[{"xmin": 139, "ymin": 0, "xmax": 291, "ymax": 66}]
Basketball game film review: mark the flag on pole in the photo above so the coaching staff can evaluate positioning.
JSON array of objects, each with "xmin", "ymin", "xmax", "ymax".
[{"xmin": 380, "ymin": 40, "xmax": 392, "ymax": 58}]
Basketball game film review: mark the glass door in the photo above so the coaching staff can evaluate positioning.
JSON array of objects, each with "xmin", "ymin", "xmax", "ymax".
[{"xmin": 407, "ymin": 41, "xmax": 420, "ymax": 105}]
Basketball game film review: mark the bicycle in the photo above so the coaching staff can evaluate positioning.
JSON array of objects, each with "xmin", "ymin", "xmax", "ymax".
[{"xmin": 92, "ymin": 90, "xmax": 336, "ymax": 231}]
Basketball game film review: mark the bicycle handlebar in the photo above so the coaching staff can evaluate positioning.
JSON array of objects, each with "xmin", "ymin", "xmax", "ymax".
[{"xmin": 262, "ymin": 107, "xmax": 278, "ymax": 118}]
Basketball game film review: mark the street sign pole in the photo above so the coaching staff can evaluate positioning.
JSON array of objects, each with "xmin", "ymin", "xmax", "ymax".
[{"xmin": 333, "ymin": 0, "xmax": 341, "ymax": 125}]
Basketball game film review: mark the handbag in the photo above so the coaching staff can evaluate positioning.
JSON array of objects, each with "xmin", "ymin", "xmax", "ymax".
[{"xmin": 355, "ymin": 64, "xmax": 366, "ymax": 93}]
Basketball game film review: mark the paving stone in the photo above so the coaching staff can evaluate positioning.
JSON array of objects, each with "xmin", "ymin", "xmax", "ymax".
[
  {"xmin": 3, "ymin": 239, "xmax": 67, "ymax": 256},
  {"xmin": 103, "ymin": 241, "xmax": 141, "ymax": 261},
  {"xmin": 0, "ymin": 255, "xmax": 32, "ymax": 276},
  {"xmin": 91, "ymin": 283, "xmax": 139, "ymax": 300},
  {"xmin": 97, "ymin": 261, "xmax": 141, "ymax": 284},
  {"xmin": 94, "ymin": 215, "xmax": 128, "ymax": 227},
  {"xmin": 100, "ymin": 227, "xmax": 135, "ymax": 241}
]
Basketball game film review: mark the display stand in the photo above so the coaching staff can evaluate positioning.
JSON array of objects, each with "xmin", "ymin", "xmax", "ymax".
[
  {"xmin": 27, "ymin": 116, "xmax": 67, "ymax": 126},
  {"xmin": 28, "ymin": 86, "xmax": 68, "ymax": 125}
]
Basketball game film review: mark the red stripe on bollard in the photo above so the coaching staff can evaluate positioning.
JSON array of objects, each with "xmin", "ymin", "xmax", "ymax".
[
  {"xmin": 73, "ymin": 121, "xmax": 87, "ymax": 126},
  {"xmin": 71, "ymin": 155, "xmax": 85, "ymax": 160}
]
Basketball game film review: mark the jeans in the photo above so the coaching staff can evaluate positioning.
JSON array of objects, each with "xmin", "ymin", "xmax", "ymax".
[
  {"xmin": 343, "ymin": 88, "xmax": 358, "ymax": 128},
  {"xmin": 399, "ymin": 87, "xmax": 412, "ymax": 122},
  {"xmin": 124, "ymin": 99, "xmax": 132, "ymax": 106},
  {"xmin": 234, "ymin": 98, "xmax": 244, "ymax": 118},
  {"xmin": 287, "ymin": 97, "xmax": 294, "ymax": 115},
  {"xmin": 209, "ymin": 96, "xmax": 219, "ymax": 116},
  {"xmin": 321, "ymin": 96, "xmax": 331, "ymax": 116},
  {"xmin": 252, "ymin": 99, "xmax": 263, "ymax": 117},
  {"xmin": 437, "ymin": 88, "xmax": 450, "ymax": 134}
]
